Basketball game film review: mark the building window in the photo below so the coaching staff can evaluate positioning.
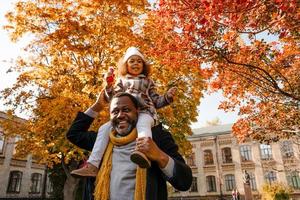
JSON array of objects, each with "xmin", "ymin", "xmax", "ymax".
[
  {"xmin": 281, "ymin": 140, "xmax": 294, "ymax": 158},
  {"xmin": 47, "ymin": 179, "xmax": 53, "ymax": 194},
  {"xmin": 264, "ymin": 171, "xmax": 277, "ymax": 184},
  {"xmin": 260, "ymin": 144, "xmax": 272, "ymax": 160},
  {"xmin": 222, "ymin": 147, "xmax": 232, "ymax": 163},
  {"xmin": 225, "ymin": 174, "xmax": 236, "ymax": 191},
  {"xmin": 248, "ymin": 172, "xmax": 257, "ymax": 191},
  {"xmin": 240, "ymin": 145, "xmax": 252, "ymax": 161},
  {"xmin": 287, "ymin": 171, "xmax": 300, "ymax": 189},
  {"xmin": 204, "ymin": 149, "xmax": 214, "ymax": 165},
  {"xmin": 0, "ymin": 131, "xmax": 4, "ymax": 154},
  {"xmin": 186, "ymin": 153, "xmax": 195, "ymax": 166},
  {"xmin": 190, "ymin": 177, "xmax": 198, "ymax": 192},
  {"xmin": 7, "ymin": 171, "xmax": 22, "ymax": 193},
  {"xmin": 30, "ymin": 173, "xmax": 42, "ymax": 193},
  {"xmin": 206, "ymin": 175, "xmax": 216, "ymax": 192}
]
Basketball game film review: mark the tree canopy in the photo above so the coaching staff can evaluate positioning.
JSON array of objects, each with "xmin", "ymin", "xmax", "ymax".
[
  {"xmin": 2, "ymin": 0, "xmax": 299, "ymax": 168},
  {"xmin": 150, "ymin": 0, "xmax": 300, "ymax": 142},
  {"xmin": 1, "ymin": 0, "xmax": 204, "ymax": 165}
]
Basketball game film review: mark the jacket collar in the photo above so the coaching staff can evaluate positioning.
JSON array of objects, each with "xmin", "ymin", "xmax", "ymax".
[{"xmin": 124, "ymin": 74, "xmax": 146, "ymax": 79}]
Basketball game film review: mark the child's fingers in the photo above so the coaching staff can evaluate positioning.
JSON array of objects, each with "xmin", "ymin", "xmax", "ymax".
[{"xmin": 169, "ymin": 87, "xmax": 177, "ymax": 94}]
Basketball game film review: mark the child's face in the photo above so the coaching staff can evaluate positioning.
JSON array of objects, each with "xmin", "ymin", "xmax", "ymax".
[{"xmin": 126, "ymin": 55, "xmax": 144, "ymax": 76}]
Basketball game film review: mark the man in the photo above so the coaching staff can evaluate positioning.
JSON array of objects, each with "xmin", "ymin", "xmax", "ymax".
[{"xmin": 66, "ymin": 91, "xmax": 192, "ymax": 200}]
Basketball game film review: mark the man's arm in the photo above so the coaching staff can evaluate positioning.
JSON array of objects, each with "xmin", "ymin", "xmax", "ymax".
[
  {"xmin": 66, "ymin": 112, "xmax": 97, "ymax": 151},
  {"xmin": 156, "ymin": 129, "xmax": 192, "ymax": 191},
  {"xmin": 66, "ymin": 90, "xmax": 107, "ymax": 151},
  {"xmin": 136, "ymin": 125, "xmax": 192, "ymax": 191}
]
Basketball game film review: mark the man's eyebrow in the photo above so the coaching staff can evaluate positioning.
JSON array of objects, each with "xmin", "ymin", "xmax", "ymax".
[
  {"xmin": 111, "ymin": 107, "xmax": 119, "ymax": 112},
  {"xmin": 111, "ymin": 105, "xmax": 130, "ymax": 111}
]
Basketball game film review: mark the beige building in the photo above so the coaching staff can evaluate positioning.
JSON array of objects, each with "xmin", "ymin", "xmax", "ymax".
[
  {"xmin": 0, "ymin": 111, "xmax": 52, "ymax": 198},
  {"xmin": 170, "ymin": 124, "xmax": 300, "ymax": 200}
]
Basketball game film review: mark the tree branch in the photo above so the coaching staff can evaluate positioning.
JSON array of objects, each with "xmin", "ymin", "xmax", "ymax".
[
  {"xmin": 61, "ymin": 153, "xmax": 71, "ymax": 179},
  {"xmin": 217, "ymin": 50, "xmax": 300, "ymax": 101}
]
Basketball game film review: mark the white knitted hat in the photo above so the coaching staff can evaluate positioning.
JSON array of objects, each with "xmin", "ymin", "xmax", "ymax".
[{"xmin": 123, "ymin": 47, "xmax": 146, "ymax": 63}]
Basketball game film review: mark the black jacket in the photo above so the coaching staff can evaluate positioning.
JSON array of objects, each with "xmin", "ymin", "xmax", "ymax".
[{"xmin": 66, "ymin": 112, "xmax": 192, "ymax": 200}]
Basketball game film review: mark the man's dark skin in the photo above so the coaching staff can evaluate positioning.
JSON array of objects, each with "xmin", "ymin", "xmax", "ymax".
[
  {"xmin": 67, "ymin": 91, "xmax": 192, "ymax": 199},
  {"xmin": 109, "ymin": 94, "xmax": 170, "ymax": 168}
]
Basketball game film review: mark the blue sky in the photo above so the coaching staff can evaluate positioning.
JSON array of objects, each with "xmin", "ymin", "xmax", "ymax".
[{"xmin": 0, "ymin": 0, "xmax": 239, "ymax": 127}]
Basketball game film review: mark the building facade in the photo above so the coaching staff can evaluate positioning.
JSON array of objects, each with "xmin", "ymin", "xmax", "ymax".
[
  {"xmin": 0, "ymin": 111, "xmax": 52, "ymax": 198},
  {"xmin": 170, "ymin": 124, "xmax": 300, "ymax": 200}
]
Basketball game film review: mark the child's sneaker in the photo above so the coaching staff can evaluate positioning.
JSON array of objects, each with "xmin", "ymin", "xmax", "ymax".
[
  {"xmin": 130, "ymin": 150, "xmax": 151, "ymax": 168},
  {"xmin": 71, "ymin": 163, "xmax": 98, "ymax": 177}
]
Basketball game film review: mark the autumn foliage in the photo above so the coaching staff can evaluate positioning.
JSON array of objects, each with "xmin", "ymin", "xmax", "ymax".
[
  {"xmin": 150, "ymin": 0, "xmax": 300, "ymax": 142},
  {"xmin": 261, "ymin": 182, "xmax": 292, "ymax": 200},
  {"xmin": 1, "ymin": 0, "xmax": 203, "ymax": 165},
  {"xmin": 1, "ymin": 0, "xmax": 299, "ymax": 170}
]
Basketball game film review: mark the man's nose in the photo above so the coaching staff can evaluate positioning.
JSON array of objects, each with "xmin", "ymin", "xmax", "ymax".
[{"xmin": 117, "ymin": 111, "xmax": 125, "ymax": 118}]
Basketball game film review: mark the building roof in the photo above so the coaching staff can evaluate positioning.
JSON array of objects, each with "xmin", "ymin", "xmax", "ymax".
[
  {"xmin": 0, "ymin": 111, "xmax": 26, "ymax": 123},
  {"xmin": 0, "ymin": 111, "xmax": 7, "ymax": 119},
  {"xmin": 190, "ymin": 123, "xmax": 233, "ymax": 138}
]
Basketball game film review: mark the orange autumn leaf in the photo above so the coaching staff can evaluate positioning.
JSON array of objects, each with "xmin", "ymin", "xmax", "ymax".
[{"xmin": 148, "ymin": 0, "xmax": 300, "ymax": 142}]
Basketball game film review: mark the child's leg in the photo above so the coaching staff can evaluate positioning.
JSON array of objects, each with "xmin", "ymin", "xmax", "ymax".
[
  {"xmin": 71, "ymin": 121, "xmax": 111, "ymax": 177},
  {"xmin": 130, "ymin": 113, "xmax": 154, "ymax": 168},
  {"xmin": 136, "ymin": 113, "xmax": 154, "ymax": 138},
  {"xmin": 87, "ymin": 121, "xmax": 112, "ymax": 168}
]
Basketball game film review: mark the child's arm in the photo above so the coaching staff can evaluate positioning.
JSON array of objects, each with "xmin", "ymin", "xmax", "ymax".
[
  {"xmin": 103, "ymin": 68, "xmax": 124, "ymax": 102},
  {"xmin": 104, "ymin": 79, "xmax": 124, "ymax": 102},
  {"xmin": 148, "ymin": 79, "xmax": 176, "ymax": 109}
]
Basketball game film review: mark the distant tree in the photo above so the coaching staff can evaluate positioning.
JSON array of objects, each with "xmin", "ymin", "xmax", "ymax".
[
  {"xmin": 48, "ymin": 163, "xmax": 65, "ymax": 200},
  {"xmin": 261, "ymin": 182, "xmax": 293, "ymax": 200},
  {"xmin": 205, "ymin": 117, "xmax": 222, "ymax": 126}
]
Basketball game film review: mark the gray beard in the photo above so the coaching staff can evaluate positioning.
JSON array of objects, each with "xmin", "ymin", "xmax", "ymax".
[{"xmin": 115, "ymin": 124, "xmax": 134, "ymax": 137}]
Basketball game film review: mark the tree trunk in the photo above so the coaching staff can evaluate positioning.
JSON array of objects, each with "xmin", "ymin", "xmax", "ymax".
[
  {"xmin": 61, "ymin": 155, "xmax": 81, "ymax": 200},
  {"xmin": 63, "ymin": 175, "xmax": 80, "ymax": 200}
]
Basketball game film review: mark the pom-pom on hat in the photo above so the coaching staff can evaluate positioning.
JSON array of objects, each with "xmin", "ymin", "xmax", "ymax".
[{"xmin": 123, "ymin": 47, "xmax": 146, "ymax": 63}]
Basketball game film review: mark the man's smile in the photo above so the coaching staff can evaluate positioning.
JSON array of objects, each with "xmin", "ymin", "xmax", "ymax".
[{"xmin": 117, "ymin": 120, "xmax": 128, "ymax": 128}]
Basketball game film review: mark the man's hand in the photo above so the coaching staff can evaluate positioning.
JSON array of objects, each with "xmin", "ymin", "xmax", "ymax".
[
  {"xmin": 90, "ymin": 89, "xmax": 107, "ymax": 113},
  {"xmin": 135, "ymin": 137, "xmax": 169, "ymax": 168}
]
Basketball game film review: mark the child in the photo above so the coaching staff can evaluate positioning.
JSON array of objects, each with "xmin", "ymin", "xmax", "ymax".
[{"xmin": 71, "ymin": 47, "xmax": 176, "ymax": 177}]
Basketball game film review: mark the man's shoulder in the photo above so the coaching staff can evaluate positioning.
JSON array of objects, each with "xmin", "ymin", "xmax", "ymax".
[
  {"xmin": 151, "ymin": 123, "xmax": 174, "ymax": 141},
  {"xmin": 152, "ymin": 123, "xmax": 167, "ymax": 134}
]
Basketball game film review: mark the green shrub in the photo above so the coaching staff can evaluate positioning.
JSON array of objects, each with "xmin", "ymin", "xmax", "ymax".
[{"xmin": 261, "ymin": 182, "xmax": 293, "ymax": 200}]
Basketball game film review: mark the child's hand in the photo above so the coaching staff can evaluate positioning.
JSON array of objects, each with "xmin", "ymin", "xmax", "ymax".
[
  {"xmin": 105, "ymin": 67, "xmax": 115, "ymax": 86},
  {"xmin": 166, "ymin": 87, "xmax": 177, "ymax": 99}
]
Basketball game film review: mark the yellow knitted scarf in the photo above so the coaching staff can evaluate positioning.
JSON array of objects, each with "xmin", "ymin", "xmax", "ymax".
[{"xmin": 94, "ymin": 128, "xmax": 147, "ymax": 200}]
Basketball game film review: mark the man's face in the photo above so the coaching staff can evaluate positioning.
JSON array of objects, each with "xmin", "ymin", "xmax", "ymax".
[{"xmin": 110, "ymin": 96, "xmax": 138, "ymax": 136}]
